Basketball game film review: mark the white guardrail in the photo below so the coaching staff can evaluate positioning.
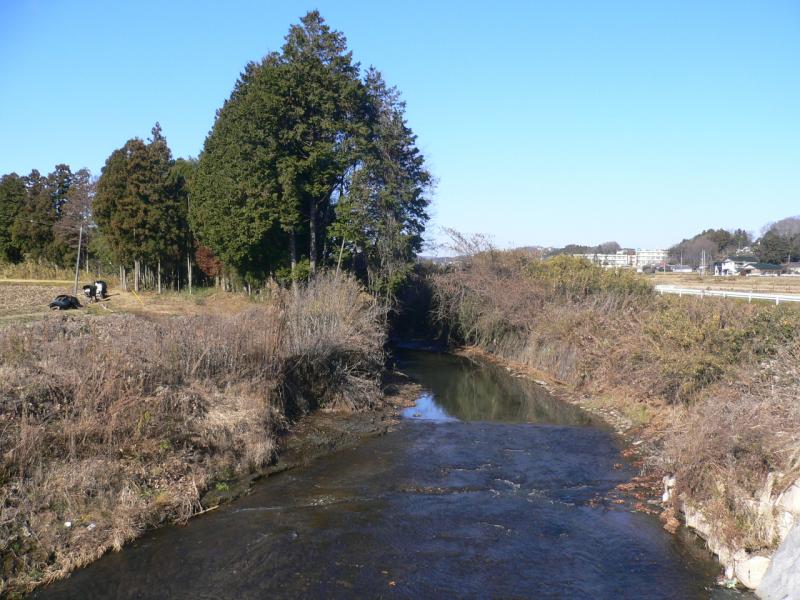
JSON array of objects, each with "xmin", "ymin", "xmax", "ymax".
[{"xmin": 655, "ymin": 285, "xmax": 800, "ymax": 305}]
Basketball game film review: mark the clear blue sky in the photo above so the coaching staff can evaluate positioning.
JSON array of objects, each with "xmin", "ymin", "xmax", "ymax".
[{"xmin": 1, "ymin": 1, "xmax": 798, "ymax": 251}]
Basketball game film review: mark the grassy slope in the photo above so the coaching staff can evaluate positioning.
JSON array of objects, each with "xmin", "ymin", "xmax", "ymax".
[
  {"xmin": 432, "ymin": 253, "xmax": 800, "ymax": 553},
  {"xmin": 0, "ymin": 275, "xmax": 387, "ymax": 596}
]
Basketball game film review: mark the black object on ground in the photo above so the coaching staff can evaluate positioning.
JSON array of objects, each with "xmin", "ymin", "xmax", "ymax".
[{"xmin": 49, "ymin": 295, "xmax": 82, "ymax": 310}]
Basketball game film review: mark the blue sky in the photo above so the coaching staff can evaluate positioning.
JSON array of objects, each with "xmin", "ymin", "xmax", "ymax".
[{"xmin": 1, "ymin": 1, "xmax": 798, "ymax": 251}]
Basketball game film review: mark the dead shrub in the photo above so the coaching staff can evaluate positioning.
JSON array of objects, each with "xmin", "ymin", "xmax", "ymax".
[
  {"xmin": 432, "ymin": 245, "xmax": 800, "ymax": 551},
  {"xmin": 665, "ymin": 341, "xmax": 800, "ymax": 551},
  {"xmin": 0, "ymin": 273, "xmax": 384, "ymax": 595}
]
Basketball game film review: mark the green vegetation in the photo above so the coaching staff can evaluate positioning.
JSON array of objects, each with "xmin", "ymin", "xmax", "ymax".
[
  {"xmin": 432, "ymin": 245, "xmax": 800, "ymax": 550},
  {"xmin": 94, "ymin": 124, "xmax": 189, "ymax": 291},
  {"xmin": 526, "ymin": 255, "xmax": 652, "ymax": 301},
  {"xmin": 191, "ymin": 11, "xmax": 429, "ymax": 297},
  {"xmin": 0, "ymin": 11, "xmax": 430, "ymax": 300},
  {"xmin": 669, "ymin": 227, "xmax": 753, "ymax": 266}
]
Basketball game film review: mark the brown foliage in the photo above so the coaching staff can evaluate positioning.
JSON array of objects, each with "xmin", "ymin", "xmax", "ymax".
[
  {"xmin": 432, "ymin": 247, "xmax": 800, "ymax": 551},
  {"xmin": 665, "ymin": 341, "xmax": 800, "ymax": 550},
  {"xmin": 194, "ymin": 245, "xmax": 223, "ymax": 278},
  {"xmin": 0, "ymin": 274, "xmax": 384, "ymax": 594}
]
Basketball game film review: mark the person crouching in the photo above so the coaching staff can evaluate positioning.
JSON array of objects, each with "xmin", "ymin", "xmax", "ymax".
[{"xmin": 82, "ymin": 284, "xmax": 97, "ymax": 303}]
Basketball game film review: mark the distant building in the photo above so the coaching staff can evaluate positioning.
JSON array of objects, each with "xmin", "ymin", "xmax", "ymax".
[
  {"xmin": 740, "ymin": 262, "xmax": 783, "ymax": 276},
  {"xmin": 574, "ymin": 248, "xmax": 669, "ymax": 270},
  {"xmin": 574, "ymin": 250, "xmax": 635, "ymax": 268},
  {"xmin": 634, "ymin": 249, "xmax": 669, "ymax": 269},
  {"xmin": 714, "ymin": 256, "xmax": 782, "ymax": 276}
]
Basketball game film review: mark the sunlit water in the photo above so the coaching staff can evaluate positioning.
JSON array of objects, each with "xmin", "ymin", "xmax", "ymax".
[{"xmin": 35, "ymin": 350, "xmax": 752, "ymax": 599}]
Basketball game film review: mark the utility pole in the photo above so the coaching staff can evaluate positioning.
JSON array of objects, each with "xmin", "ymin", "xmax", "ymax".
[{"xmin": 73, "ymin": 222, "xmax": 83, "ymax": 296}]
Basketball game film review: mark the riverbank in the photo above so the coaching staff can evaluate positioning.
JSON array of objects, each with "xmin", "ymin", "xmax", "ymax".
[
  {"xmin": 431, "ymin": 252, "xmax": 800, "ymax": 592},
  {"xmin": 0, "ymin": 275, "xmax": 395, "ymax": 597},
  {"xmin": 198, "ymin": 373, "xmax": 421, "ymax": 510},
  {"xmin": 33, "ymin": 348, "xmax": 737, "ymax": 599}
]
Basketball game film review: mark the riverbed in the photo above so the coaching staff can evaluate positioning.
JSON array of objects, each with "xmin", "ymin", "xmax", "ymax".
[{"xmin": 34, "ymin": 350, "xmax": 751, "ymax": 599}]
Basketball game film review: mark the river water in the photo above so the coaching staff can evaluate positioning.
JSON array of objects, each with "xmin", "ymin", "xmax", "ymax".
[{"xmin": 35, "ymin": 350, "xmax": 751, "ymax": 599}]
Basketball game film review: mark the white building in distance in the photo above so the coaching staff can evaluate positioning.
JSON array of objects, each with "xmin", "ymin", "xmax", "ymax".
[
  {"xmin": 575, "ymin": 249, "xmax": 668, "ymax": 269},
  {"xmin": 635, "ymin": 249, "xmax": 668, "ymax": 268}
]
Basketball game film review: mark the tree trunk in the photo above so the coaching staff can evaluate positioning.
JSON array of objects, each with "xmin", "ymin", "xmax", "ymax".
[
  {"xmin": 157, "ymin": 260, "xmax": 162, "ymax": 294},
  {"xmin": 121, "ymin": 265, "xmax": 128, "ymax": 292},
  {"xmin": 290, "ymin": 229, "xmax": 298, "ymax": 292},
  {"xmin": 134, "ymin": 260, "xmax": 140, "ymax": 293},
  {"xmin": 187, "ymin": 253, "xmax": 193, "ymax": 295},
  {"xmin": 309, "ymin": 201, "xmax": 317, "ymax": 276},
  {"xmin": 336, "ymin": 236, "xmax": 346, "ymax": 277}
]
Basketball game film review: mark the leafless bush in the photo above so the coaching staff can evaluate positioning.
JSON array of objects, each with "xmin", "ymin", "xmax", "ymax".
[
  {"xmin": 0, "ymin": 273, "xmax": 385, "ymax": 594},
  {"xmin": 665, "ymin": 341, "xmax": 800, "ymax": 550},
  {"xmin": 432, "ymin": 245, "xmax": 800, "ymax": 551}
]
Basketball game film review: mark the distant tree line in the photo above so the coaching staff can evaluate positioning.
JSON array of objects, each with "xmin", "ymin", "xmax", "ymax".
[
  {"xmin": 669, "ymin": 221, "xmax": 800, "ymax": 266},
  {"xmin": 0, "ymin": 165, "xmax": 79, "ymax": 265},
  {"xmin": 545, "ymin": 221, "xmax": 800, "ymax": 269},
  {"xmin": 0, "ymin": 11, "xmax": 431, "ymax": 298},
  {"xmin": 546, "ymin": 241, "xmax": 625, "ymax": 257},
  {"xmin": 669, "ymin": 228, "xmax": 752, "ymax": 266}
]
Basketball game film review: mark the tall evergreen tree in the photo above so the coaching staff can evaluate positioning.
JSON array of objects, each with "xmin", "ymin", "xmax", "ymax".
[
  {"xmin": 167, "ymin": 157, "xmax": 197, "ymax": 289},
  {"xmin": 0, "ymin": 173, "xmax": 26, "ymax": 262},
  {"xmin": 330, "ymin": 68, "xmax": 431, "ymax": 298},
  {"xmin": 192, "ymin": 11, "xmax": 369, "ymax": 282},
  {"xmin": 95, "ymin": 124, "xmax": 182, "ymax": 289},
  {"xmin": 279, "ymin": 11, "xmax": 370, "ymax": 274},
  {"xmin": 10, "ymin": 169, "xmax": 57, "ymax": 262},
  {"xmin": 191, "ymin": 57, "xmax": 286, "ymax": 282},
  {"xmin": 54, "ymin": 168, "xmax": 95, "ymax": 267},
  {"xmin": 192, "ymin": 12, "xmax": 429, "ymax": 288}
]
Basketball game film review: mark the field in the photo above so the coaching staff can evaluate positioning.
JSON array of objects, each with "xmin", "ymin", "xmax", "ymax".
[
  {"xmin": 650, "ymin": 272, "xmax": 800, "ymax": 294},
  {"xmin": 0, "ymin": 279, "xmax": 255, "ymax": 326}
]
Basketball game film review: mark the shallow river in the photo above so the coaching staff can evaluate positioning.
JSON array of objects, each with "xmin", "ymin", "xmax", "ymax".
[{"xmin": 36, "ymin": 350, "xmax": 751, "ymax": 599}]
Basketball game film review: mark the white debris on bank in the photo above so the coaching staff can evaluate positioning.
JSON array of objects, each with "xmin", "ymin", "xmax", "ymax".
[{"xmin": 662, "ymin": 476, "xmax": 800, "ymax": 593}]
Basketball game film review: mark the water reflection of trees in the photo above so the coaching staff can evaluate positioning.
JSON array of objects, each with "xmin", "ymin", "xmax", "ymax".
[{"xmin": 403, "ymin": 353, "xmax": 593, "ymax": 425}]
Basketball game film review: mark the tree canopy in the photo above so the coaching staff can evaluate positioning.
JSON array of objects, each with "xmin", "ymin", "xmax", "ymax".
[
  {"xmin": 756, "ymin": 217, "xmax": 800, "ymax": 263},
  {"xmin": 1, "ymin": 12, "xmax": 431, "ymax": 295},
  {"xmin": 669, "ymin": 228, "xmax": 752, "ymax": 265},
  {"xmin": 191, "ymin": 11, "xmax": 430, "ymax": 291},
  {"xmin": 94, "ymin": 124, "xmax": 186, "ymax": 269}
]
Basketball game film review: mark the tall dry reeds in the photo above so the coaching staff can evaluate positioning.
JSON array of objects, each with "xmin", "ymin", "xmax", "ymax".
[
  {"xmin": 431, "ymin": 248, "xmax": 800, "ymax": 551},
  {"xmin": 0, "ymin": 273, "xmax": 385, "ymax": 595}
]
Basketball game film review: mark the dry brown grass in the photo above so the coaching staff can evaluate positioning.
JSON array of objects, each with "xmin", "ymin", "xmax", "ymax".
[
  {"xmin": 665, "ymin": 342, "xmax": 800, "ymax": 550},
  {"xmin": 0, "ymin": 259, "xmax": 123, "ymax": 288},
  {"xmin": 432, "ymin": 250, "xmax": 800, "ymax": 552},
  {"xmin": 0, "ymin": 274, "xmax": 385, "ymax": 595},
  {"xmin": 0, "ymin": 280, "xmax": 259, "ymax": 328},
  {"xmin": 0, "ymin": 284, "xmax": 70, "ymax": 321}
]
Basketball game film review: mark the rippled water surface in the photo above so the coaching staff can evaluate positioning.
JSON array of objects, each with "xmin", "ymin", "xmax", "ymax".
[{"xmin": 35, "ymin": 350, "xmax": 750, "ymax": 599}]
